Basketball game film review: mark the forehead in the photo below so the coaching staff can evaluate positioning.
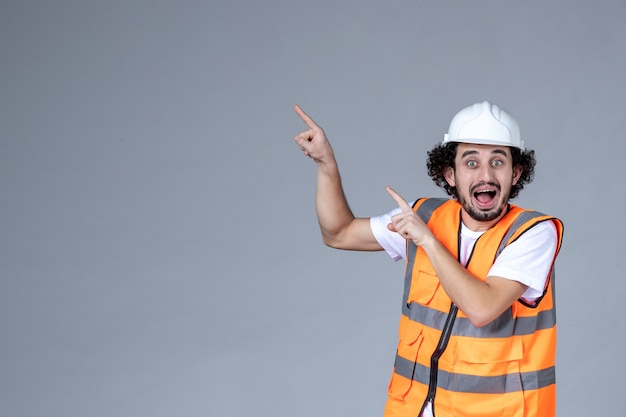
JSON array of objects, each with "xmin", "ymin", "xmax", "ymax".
[{"xmin": 456, "ymin": 143, "xmax": 512, "ymax": 159}]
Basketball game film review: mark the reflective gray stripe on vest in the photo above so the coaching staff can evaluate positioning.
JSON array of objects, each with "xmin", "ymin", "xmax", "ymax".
[
  {"xmin": 394, "ymin": 356, "xmax": 555, "ymax": 394},
  {"xmin": 401, "ymin": 301, "xmax": 556, "ymax": 338},
  {"xmin": 412, "ymin": 198, "xmax": 448, "ymax": 224}
]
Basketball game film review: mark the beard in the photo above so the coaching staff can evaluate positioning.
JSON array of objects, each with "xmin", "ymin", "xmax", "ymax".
[
  {"xmin": 457, "ymin": 182, "xmax": 509, "ymax": 222},
  {"xmin": 461, "ymin": 199, "xmax": 506, "ymax": 222}
]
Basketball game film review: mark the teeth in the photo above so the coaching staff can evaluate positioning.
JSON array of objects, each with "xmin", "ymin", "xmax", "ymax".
[{"xmin": 474, "ymin": 190, "xmax": 496, "ymax": 198}]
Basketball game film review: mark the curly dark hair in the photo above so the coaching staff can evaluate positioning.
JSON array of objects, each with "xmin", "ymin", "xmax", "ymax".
[{"xmin": 426, "ymin": 142, "xmax": 536, "ymax": 200}]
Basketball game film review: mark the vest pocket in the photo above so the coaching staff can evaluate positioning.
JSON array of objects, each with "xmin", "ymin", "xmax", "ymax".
[
  {"xmin": 388, "ymin": 319, "xmax": 425, "ymax": 400},
  {"xmin": 409, "ymin": 270, "xmax": 440, "ymax": 306},
  {"xmin": 453, "ymin": 337, "xmax": 525, "ymax": 417},
  {"xmin": 457, "ymin": 337, "xmax": 523, "ymax": 365}
]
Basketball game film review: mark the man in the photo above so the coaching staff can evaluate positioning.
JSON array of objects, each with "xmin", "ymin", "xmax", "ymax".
[{"xmin": 293, "ymin": 101, "xmax": 564, "ymax": 417}]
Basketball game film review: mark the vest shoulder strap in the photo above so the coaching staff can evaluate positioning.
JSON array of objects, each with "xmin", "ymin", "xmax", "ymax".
[{"xmin": 412, "ymin": 197, "xmax": 450, "ymax": 224}]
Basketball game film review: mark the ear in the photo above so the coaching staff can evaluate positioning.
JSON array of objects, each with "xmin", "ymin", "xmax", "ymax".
[
  {"xmin": 444, "ymin": 166, "xmax": 456, "ymax": 187},
  {"xmin": 512, "ymin": 166, "xmax": 523, "ymax": 185}
]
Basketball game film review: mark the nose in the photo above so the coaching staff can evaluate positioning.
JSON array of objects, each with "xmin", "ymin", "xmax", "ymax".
[{"xmin": 477, "ymin": 164, "xmax": 493, "ymax": 182}]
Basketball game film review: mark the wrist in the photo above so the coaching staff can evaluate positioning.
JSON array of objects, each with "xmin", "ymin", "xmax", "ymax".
[{"xmin": 415, "ymin": 232, "xmax": 437, "ymax": 252}]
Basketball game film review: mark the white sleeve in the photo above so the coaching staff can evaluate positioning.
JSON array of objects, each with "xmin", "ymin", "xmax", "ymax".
[
  {"xmin": 370, "ymin": 206, "xmax": 408, "ymax": 262},
  {"xmin": 488, "ymin": 220, "xmax": 559, "ymax": 301}
]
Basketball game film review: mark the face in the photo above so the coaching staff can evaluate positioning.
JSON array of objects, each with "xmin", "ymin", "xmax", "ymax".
[{"xmin": 444, "ymin": 143, "xmax": 522, "ymax": 230}]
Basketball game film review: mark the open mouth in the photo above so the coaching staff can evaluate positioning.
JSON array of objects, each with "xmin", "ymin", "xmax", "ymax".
[{"xmin": 472, "ymin": 186, "xmax": 499, "ymax": 209}]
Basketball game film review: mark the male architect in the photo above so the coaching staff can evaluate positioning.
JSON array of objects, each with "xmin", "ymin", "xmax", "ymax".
[{"xmin": 293, "ymin": 101, "xmax": 564, "ymax": 417}]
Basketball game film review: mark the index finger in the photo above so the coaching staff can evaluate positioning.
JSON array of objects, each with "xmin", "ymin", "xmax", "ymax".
[
  {"xmin": 294, "ymin": 104, "xmax": 320, "ymax": 130},
  {"xmin": 386, "ymin": 186, "xmax": 412, "ymax": 212}
]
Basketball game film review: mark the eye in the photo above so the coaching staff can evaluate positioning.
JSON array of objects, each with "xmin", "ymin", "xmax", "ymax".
[
  {"xmin": 466, "ymin": 160, "xmax": 478, "ymax": 168},
  {"xmin": 491, "ymin": 159, "xmax": 504, "ymax": 167}
]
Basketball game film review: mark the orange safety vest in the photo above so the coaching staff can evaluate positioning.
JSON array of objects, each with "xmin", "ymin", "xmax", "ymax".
[{"xmin": 384, "ymin": 198, "xmax": 564, "ymax": 417}]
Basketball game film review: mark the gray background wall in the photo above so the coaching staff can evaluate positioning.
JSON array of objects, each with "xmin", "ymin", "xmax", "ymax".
[{"xmin": 1, "ymin": 1, "xmax": 624, "ymax": 416}]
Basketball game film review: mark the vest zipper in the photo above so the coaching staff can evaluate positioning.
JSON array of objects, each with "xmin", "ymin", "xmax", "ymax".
[
  {"xmin": 418, "ymin": 303, "xmax": 458, "ymax": 416},
  {"xmin": 418, "ymin": 212, "xmax": 472, "ymax": 416}
]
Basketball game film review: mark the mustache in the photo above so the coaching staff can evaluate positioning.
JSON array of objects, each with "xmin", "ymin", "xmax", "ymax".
[{"xmin": 470, "ymin": 182, "xmax": 501, "ymax": 194}]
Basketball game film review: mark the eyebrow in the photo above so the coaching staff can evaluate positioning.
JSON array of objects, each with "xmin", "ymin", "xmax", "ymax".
[{"xmin": 461, "ymin": 148, "xmax": 509, "ymax": 158}]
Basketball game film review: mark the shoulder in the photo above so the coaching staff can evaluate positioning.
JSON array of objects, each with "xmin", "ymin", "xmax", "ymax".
[
  {"xmin": 515, "ymin": 219, "xmax": 558, "ymax": 243},
  {"xmin": 504, "ymin": 206, "xmax": 563, "ymax": 246},
  {"xmin": 412, "ymin": 197, "xmax": 456, "ymax": 222},
  {"xmin": 499, "ymin": 215, "xmax": 559, "ymax": 262},
  {"xmin": 509, "ymin": 208, "xmax": 561, "ymax": 243}
]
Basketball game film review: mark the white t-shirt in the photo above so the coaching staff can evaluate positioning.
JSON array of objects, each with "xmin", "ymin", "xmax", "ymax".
[{"xmin": 370, "ymin": 205, "xmax": 558, "ymax": 301}]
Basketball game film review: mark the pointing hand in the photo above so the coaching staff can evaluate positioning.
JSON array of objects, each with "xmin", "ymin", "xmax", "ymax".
[
  {"xmin": 386, "ymin": 186, "xmax": 431, "ymax": 246},
  {"xmin": 293, "ymin": 105, "xmax": 335, "ymax": 164}
]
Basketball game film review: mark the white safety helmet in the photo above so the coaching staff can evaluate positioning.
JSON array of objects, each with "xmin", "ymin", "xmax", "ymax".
[{"xmin": 442, "ymin": 101, "xmax": 524, "ymax": 150}]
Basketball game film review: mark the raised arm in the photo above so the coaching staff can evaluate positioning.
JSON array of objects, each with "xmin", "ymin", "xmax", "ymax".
[{"xmin": 293, "ymin": 105, "xmax": 381, "ymax": 251}]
